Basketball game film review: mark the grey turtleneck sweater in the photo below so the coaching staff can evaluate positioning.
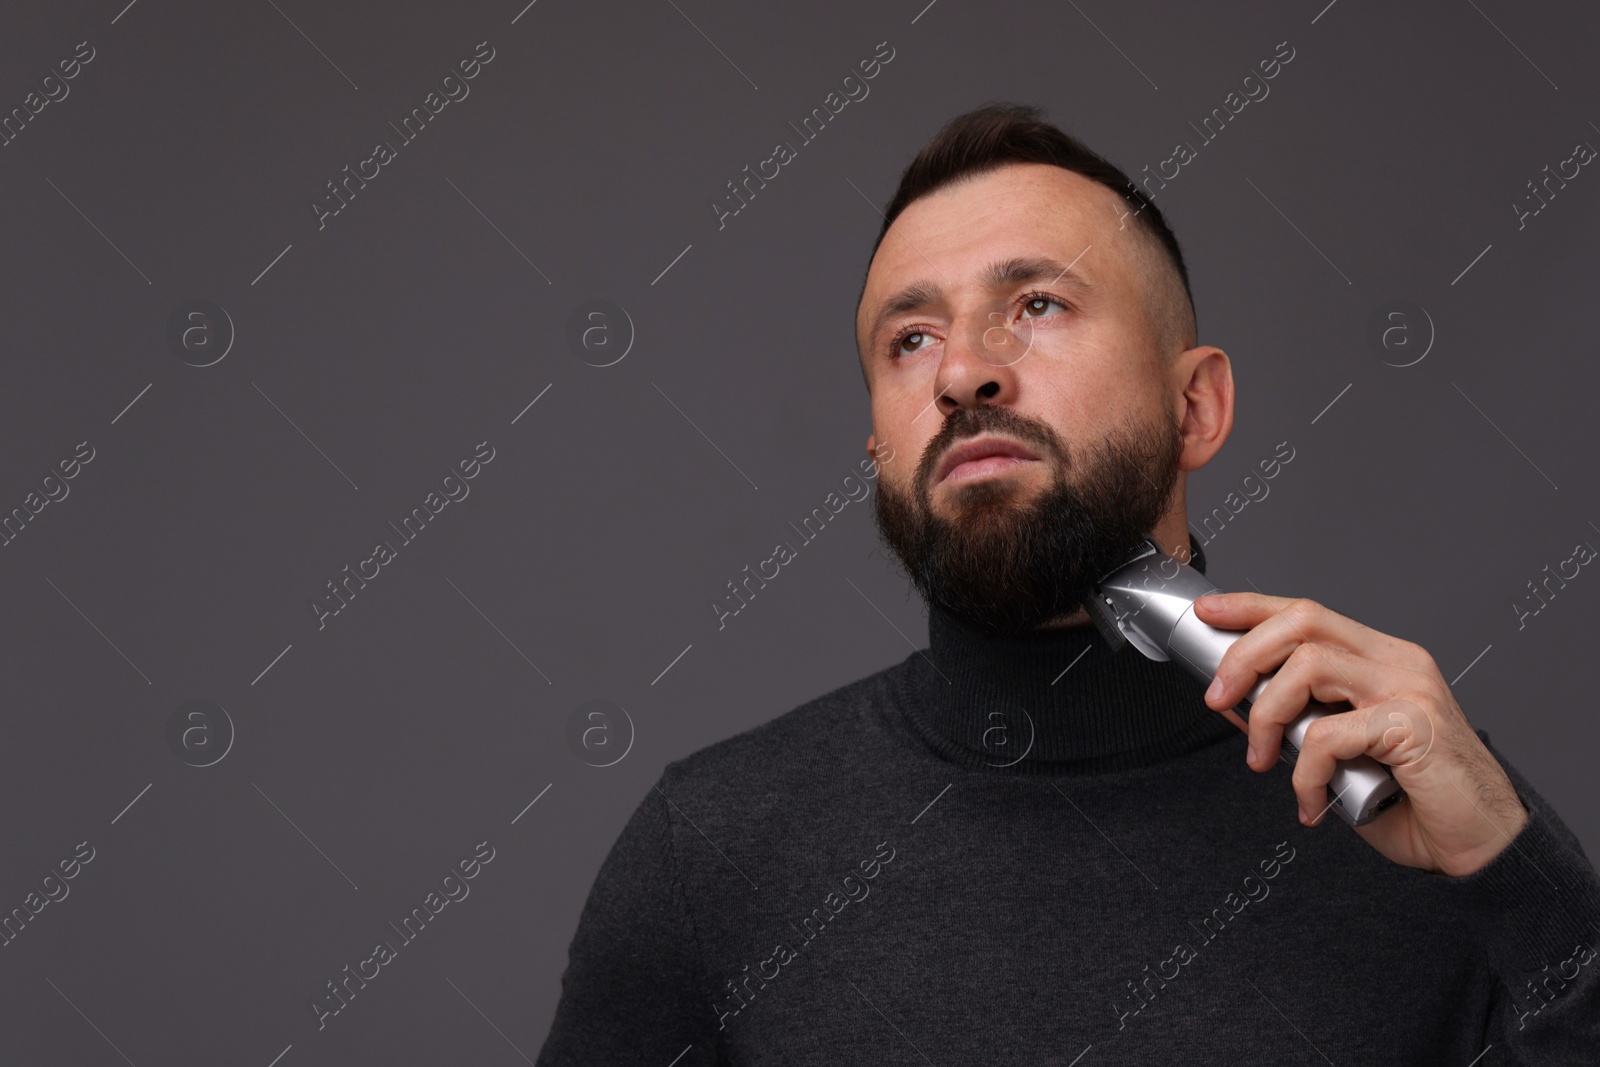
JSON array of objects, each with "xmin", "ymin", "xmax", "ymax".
[{"xmin": 535, "ymin": 539, "xmax": 1600, "ymax": 1064}]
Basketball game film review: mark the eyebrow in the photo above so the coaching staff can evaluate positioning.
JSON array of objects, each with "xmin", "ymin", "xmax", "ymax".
[{"xmin": 864, "ymin": 255, "xmax": 1095, "ymax": 352}]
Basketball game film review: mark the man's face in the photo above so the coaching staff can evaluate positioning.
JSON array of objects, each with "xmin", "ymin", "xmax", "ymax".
[{"xmin": 856, "ymin": 162, "xmax": 1188, "ymax": 636}]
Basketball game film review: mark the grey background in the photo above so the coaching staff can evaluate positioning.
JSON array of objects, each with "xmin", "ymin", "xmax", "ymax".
[{"xmin": 2, "ymin": 0, "xmax": 1597, "ymax": 1062}]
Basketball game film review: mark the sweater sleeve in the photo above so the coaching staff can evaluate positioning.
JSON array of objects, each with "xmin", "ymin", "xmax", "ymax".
[
  {"xmin": 1446, "ymin": 729, "xmax": 1600, "ymax": 1062},
  {"xmin": 535, "ymin": 771, "xmax": 724, "ymax": 1067}
]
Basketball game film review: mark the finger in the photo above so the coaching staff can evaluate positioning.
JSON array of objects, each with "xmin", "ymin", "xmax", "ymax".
[
  {"xmin": 1241, "ymin": 642, "xmax": 1397, "ymax": 771},
  {"xmin": 1289, "ymin": 702, "xmax": 1400, "ymax": 824},
  {"xmin": 1195, "ymin": 593, "xmax": 1410, "ymax": 713},
  {"xmin": 1378, "ymin": 700, "xmax": 1439, "ymax": 772}
]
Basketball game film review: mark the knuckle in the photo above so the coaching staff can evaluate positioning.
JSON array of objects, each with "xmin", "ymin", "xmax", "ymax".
[
  {"xmin": 1399, "ymin": 690, "xmax": 1432, "ymax": 714},
  {"xmin": 1290, "ymin": 597, "xmax": 1322, "ymax": 624},
  {"xmin": 1302, "ymin": 717, "xmax": 1333, "ymax": 750},
  {"xmin": 1404, "ymin": 640, "xmax": 1438, "ymax": 673},
  {"xmin": 1285, "ymin": 640, "xmax": 1322, "ymax": 677}
]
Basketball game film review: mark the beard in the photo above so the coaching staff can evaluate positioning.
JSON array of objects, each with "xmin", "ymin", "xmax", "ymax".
[{"xmin": 872, "ymin": 403, "xmax": 1184, "ymax": 637}]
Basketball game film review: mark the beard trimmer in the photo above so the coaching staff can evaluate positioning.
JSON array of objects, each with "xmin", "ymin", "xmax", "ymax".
[{"xmin": 1082, "ymin": 536, "xmax": 1404, "ymax": 827}]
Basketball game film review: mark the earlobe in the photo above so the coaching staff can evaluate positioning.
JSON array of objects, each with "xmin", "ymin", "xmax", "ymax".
[{"xmin": 866, "ymin": 433, "xmax": 877, "ymax": 457}]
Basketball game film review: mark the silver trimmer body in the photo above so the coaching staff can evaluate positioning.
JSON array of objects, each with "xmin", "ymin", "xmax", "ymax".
[{"xmin": 1083, "ymin": 537, "xmax": 1404, "ymax": 827}]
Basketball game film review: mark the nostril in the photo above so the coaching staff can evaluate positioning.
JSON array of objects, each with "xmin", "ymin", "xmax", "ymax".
[{"xmin": 977, "ymin": 381, "xmax": 1000, "ymax": 398}]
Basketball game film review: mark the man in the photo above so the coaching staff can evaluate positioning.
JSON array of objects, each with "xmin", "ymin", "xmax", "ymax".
[{"xmin": 535, "ymin": 104, "xmax": 1600, "ymax": 1063}]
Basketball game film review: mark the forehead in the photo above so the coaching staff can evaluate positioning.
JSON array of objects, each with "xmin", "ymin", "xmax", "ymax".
[{"xmin": 856, "ymin": 162, "xmax": 1135, "ymax": 343}]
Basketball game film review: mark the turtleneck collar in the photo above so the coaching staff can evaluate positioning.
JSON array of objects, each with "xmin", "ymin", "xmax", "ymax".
[{"xmin": 895, "ymin": 534, "xmax": 1239, "ymax": 775}]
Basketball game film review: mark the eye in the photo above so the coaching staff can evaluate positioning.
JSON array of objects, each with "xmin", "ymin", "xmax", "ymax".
[
  {"xmin": 1019, "ymin": 292, "xmax": 1068, "ymax": 319},
  {"xmin": 888, "ymin": 327, "xmax": 937, "ymax": 359}
]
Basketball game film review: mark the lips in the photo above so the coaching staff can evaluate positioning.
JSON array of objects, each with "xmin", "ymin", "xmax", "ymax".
[{"xmin": 934, "ymin": 435, "xmax": 1041, "ymax": 484}]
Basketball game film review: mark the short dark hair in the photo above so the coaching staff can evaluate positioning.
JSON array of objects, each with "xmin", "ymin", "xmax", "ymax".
[{"xmin": 858, "ymin": 102, "xmax": 1197, "ymax": 370}]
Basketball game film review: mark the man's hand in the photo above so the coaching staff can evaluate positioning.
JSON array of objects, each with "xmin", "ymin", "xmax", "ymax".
[{"xmin": 1193, "ymin": 591, "xmax": 1528, "ymax": 877}]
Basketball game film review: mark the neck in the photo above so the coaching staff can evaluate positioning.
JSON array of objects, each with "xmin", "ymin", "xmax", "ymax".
[{"xmin": 895, "ymin": 534, "xmax": 1237, "ymax": 774}]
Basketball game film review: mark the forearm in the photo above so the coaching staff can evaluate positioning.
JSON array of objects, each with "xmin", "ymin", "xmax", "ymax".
[{"xmin": 1449, "ymin": 733, "xmax": 1600, "ymax": 1060}]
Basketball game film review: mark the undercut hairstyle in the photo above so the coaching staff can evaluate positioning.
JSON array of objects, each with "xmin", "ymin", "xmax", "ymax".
[{"xmin": 857, "ymin": 102, "xmax": 1198, "ymax": 379}]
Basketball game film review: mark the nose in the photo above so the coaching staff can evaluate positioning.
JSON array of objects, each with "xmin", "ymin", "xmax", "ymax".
[{"xmin": 932, "ymin": 311, "xmax": 1021, "ymax": 418}]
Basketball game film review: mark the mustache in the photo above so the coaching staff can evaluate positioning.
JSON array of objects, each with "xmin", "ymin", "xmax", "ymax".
[{"xmin": 917, "ymin": 407, "xmax": 1066, "ymax": 490}]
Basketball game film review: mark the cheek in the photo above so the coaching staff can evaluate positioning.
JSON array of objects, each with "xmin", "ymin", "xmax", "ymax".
[
  {"xmin": 1022, "ymin": 350, "xmax": 1147, "ymax": 435},
  {"xmin": 872, "ymin": 394, "xmax": 933, "ymax": 455},
  {"xmin": 871, "ymin": 447, "xmax": 914, "ymax": 498}
]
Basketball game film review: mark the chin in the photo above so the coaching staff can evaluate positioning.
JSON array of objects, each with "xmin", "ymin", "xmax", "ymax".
[
  {"xmin": 934, "ymin": 470, "xmax": 1046, "ymax": 507},
  {"xmin": 932, "ymin": 487, "xmax": 1019, "ymax": 526}
]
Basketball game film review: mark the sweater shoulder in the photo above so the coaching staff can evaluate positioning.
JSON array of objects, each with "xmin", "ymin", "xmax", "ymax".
[{"xmin": 661, "ymin": 655, "xmax": 912, "ymax": 794}]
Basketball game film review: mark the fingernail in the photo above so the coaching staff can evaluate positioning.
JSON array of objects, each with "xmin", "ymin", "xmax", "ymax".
[
  {"xmin": 1199, "ymin": 594, "xmax": 1223, "ymax": 610},
  {"xmin": 1206, "ymin": 677, "xmax": 1223, "ymax": 702},
  {"xmin": 1246, "ymin": 744, "xmax": 1257, "ymax": 766},
  {"xmin": 1298, "ymin": 804, "xmax": 1310, "ymax": 824}
]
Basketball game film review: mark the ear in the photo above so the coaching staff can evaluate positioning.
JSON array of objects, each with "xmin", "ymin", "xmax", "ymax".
[
  {"xmin": 1172, "ymin": 346, "xmax": 1233, "ymax": 472},
  {"xmin": 865, "ymin": 432, "xmax": 877, "ymax": 458}
]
